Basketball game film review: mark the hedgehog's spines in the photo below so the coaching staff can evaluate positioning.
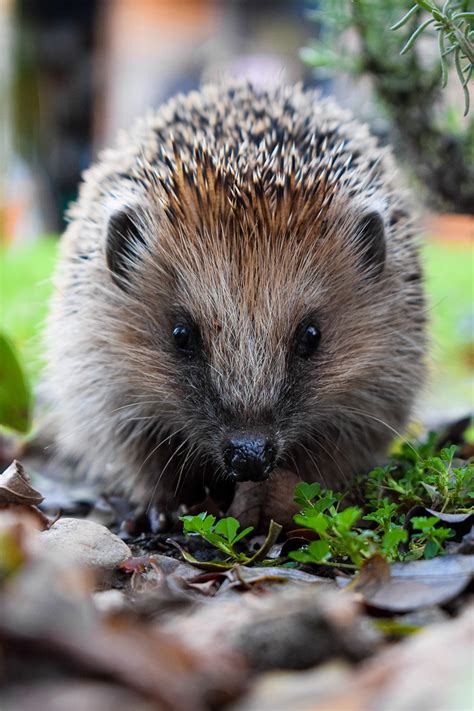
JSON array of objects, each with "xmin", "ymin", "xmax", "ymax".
[{"xmin": 46, "ymin": 81, "xmax": 426, "ymax": 517}]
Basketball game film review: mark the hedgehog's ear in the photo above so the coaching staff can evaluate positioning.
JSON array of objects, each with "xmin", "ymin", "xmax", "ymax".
[
  {"xmin": 106, "ymin": 206, "xmax": 145, "ymax": 290},
  {"xmin": 354, "ymin": 211, "xmax": 386, "ymax": 279}
]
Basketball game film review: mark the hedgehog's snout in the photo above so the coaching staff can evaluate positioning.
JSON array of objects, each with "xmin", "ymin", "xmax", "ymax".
[{"xmin": 223, "ymin": 435, "xmax": 276, "ymax": 483}]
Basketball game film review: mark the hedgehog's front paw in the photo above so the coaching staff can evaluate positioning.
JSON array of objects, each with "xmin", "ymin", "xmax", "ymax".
[
  {"xmin": 121, "ymin": 504, "xmax": 176, "ymax": 536},
  {"xmin": 227, "ymin": 468, "xmax": 301, "ymax": 534}
]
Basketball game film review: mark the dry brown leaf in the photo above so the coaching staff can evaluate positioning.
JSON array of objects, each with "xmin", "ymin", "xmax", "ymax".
[
  {"xmin": 0, "ymin": 461, "xmax": 50, "ymax": 530},
  {"xmin": 425, "ymin": 507, "xmax": 474, "ymax": 524},
  {"xmin": 233, "ymin": 587, "xmax": 379, "ymax": 672},
  {"xmin": 351, "ymin": 554, "xmax": 391, "ymax": 596},
  {"xmin": 0, "ymin": 461, "xmax": 44, "ymax": 506},
  {"xmin": 228, "ymin": 468, "xmax": 301, "ymax": 532},
  {"xmin": 338, "ymin": 555, "xmax": 474, "ymax": 612},
  {"xmin": 1, "ymin": 681, "xmax": 156, "ymax": 711}
]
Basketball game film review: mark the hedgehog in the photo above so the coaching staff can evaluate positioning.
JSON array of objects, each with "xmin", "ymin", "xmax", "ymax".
[{"xmin": 45, "ymin": 82, "xmax": 427, "ymax": 527}]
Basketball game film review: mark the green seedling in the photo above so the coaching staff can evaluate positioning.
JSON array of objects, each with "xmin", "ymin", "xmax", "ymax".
[
  {"xmin": 176, "ymin": 513, "xmax": 282, "ymax": 570},
  {"xmin": 181, "ymin": 513, "xmax": 254, "ymax": 562}
]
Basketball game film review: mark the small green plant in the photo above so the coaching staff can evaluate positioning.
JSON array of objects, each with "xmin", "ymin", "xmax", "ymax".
[
  {"xmin": 290, "ymin": 482, "xmax": 408, "ymax": 569},
  {"xmin": 290, "ymin": 437, "xmax": 473, "ymax": 569},
  {"xmin": 410, "ymin": 515, "xmax": 454, "ymax": 558},
  {"xmin": 364, "ymin": 441, "xmax": 474, "ymax": 512},
  {"xmin": 181, "ymin": 513, "xmax": 254, "ymax": 563},
  {"xmin": 292, "ymin": 486, "xmax": 380, "ymax": 569},
  {"xmin": 178, "ymin": 514, "xmax": 282, "ymax": 570}
]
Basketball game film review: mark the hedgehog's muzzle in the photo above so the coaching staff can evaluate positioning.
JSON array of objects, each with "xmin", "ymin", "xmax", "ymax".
[{"xmin": 223, "ymin": 435, "xmax": 276, "ymax": 482}]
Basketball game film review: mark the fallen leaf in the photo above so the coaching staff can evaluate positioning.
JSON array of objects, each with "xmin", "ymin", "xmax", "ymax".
[
  {"xmin": 0, "ymin": 461, "xmax": 43, "ymax": 506},
  {"xmin": 230, "ymin": 662, "xmax": 351, "ymax": 711},
  {"xmin": 228, "ymin": 469, "xmax": 300, "ymax": 532},
  {"xmin": 1, "ymin": 613, "xmax": 244, "ymax": 711},
  {"xmin": 339, "ymin": 554, "xmax": 474, "ymax": 612},
  {"xmin": 223, "ymin": 565, "xmax": 334, "ymax": 589},
  {"xmin": 426, "ymin": 507, "xmax": 474, "ymax": 524},
  {"xmin": 246, "ymin": 520, "xmax": 283, "ymax": 564},
  {"xmin": 350, "ymin": 554, "xmax": 391, "ymax": 596},
  {"xmin": 235, "ymin": 605, "xmax": 474, "ymax": 711},
  {"xmin": 183, "ymin": 577, "xmax": 222, "ymax": 596},
  {"xmin": 0, "ymin": 541, "xmax": 246, "ymax": 710},
  {"xmin": 447, "ymin": 525, "xmax": 474, "ymax": 555},
  {"xmin": 1, "ymin": 681, "xmax": 156, "ymax": 711}
]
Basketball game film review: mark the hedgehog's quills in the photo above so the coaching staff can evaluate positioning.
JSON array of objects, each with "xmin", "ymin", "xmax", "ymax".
[{"xmin": 45, "ymin": 82, "xmax": 427, "ymax": 527}]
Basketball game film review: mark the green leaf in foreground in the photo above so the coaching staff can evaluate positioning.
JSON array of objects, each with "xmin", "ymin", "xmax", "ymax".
[
  {"xmin": 0, "ymin": 333, "xmax": 32, "ymax": 434},
  {"xmin": 180, "ymin": 513, "xmax": 255, "ymax": 563},
  {"xmin": 177, "ymin": 514, "xmax": 281, "ymax": 570}
]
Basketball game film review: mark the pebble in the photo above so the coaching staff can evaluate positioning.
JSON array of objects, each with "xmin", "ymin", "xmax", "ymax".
[{"xmin": 40, "ymin": 517, "xmax": 131, "ymax": 585}]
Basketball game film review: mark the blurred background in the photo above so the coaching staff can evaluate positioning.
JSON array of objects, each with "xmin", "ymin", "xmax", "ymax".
[{"xmin": 0, "ymin": 0, "xmax": 472, "ymax": 431}]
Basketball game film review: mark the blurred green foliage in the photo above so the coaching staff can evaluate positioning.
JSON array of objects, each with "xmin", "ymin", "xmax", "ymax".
[
  {"xmin": 302, "ymin": 0, "xmax": 474, "ymax": 213},
  {"xmin": 391, "ymin": 0, "xmax": 473, "ymax": 115},
  {"xmin": 424, "ymin": 241, "xmax": 474, "ymax": 379},
  {"xmin": 0, "ymin": 333, "xmax": 32, "ymax": 433},
  {"xmin": 0, "ymin": 237, "xmax": 57, "ymax": 381}
]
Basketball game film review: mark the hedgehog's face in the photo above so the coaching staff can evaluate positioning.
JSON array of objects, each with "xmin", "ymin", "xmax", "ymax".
[
  {"xmin": 165, "ymin": 306, "xmax": 324, "ymax": 483},
  {"xmin": 106, "ymin": 200, "xmax": 394, "ymax": 484}
]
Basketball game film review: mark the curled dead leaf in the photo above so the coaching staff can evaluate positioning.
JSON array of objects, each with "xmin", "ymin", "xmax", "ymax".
[
  {"xmin": 0, "ymin": 460, "xmax": 44, "ymax": 506},
  {"xmin": 350, "ymin": 555, "xmax": 391, "ymax": 596},
  {"xmin": 339, "ymin": 555, "xmax": 474, "ymax": 612},
  {"xmin": 425, "ymin": 508, "xmax": 474, "ymax": 524}
]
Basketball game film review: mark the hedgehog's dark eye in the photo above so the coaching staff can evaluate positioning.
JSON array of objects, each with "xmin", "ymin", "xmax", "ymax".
[
  {"xmin": 295, "ymin": 323, "xmax": 321, "ymax": 359},
  {"xmin": 172, "ymin": 324, "xmax": 200, "ymax": 358}
]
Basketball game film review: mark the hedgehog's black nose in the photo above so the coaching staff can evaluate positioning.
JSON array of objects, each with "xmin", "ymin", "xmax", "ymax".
[{"xmin": 223, "ymin": 436, "xmax": 276, "ymax": 482}]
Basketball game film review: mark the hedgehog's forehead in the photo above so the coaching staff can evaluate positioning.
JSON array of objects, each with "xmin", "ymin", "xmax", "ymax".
[
  {"xmin": 158, "ymin": 214, "xmax": 332, "ymax": 334},
  {"xmin": 146, "ymin": 155, "xmax": 356, "ymax": 322},
  {"xmin": 160, "ymin": 201, "xmax": 319, "ymax": 289}
]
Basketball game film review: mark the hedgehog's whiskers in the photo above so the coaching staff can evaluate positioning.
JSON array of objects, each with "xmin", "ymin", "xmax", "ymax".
[
  {"xmin": 143, "ymin": 436, "xmax": 190, "ymax": 514},
  {"xmin": 341, "ymin": 406, "xmax": 419, "ymax": 459}
]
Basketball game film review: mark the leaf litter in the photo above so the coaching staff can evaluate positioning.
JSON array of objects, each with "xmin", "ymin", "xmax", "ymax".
[{"xmin": 1, "ymin": 416, "xmax": 473, "ymax": 709}]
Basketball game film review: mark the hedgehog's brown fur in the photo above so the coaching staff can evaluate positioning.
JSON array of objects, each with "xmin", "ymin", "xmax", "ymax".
[{"xmin": 45, "ymin": 82, "xmax": 427, "ymax": 523}]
